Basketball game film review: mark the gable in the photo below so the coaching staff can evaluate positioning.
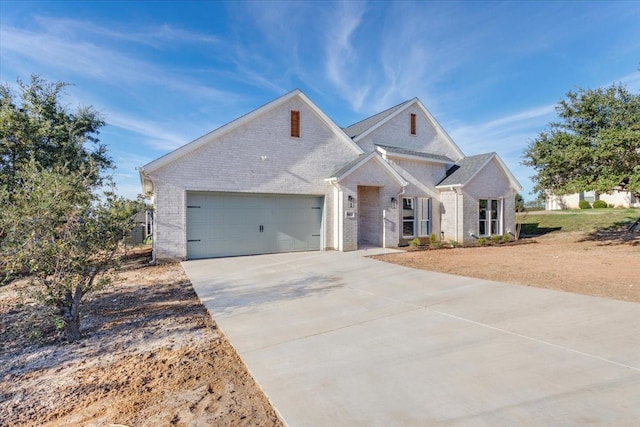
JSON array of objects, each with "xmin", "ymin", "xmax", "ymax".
[
  {"xmin": 437, "ymin": 153, "xmax": 522, "ymax": 193},
  {"xmin": 141, "ymin": 90, "xmax": 362, "ymax": 177},
  {"xmin": 348, "ymin": 99, "xmax": 464, "ymax": 161},
  {"xmin": 141, "ymin": 92, "xmax": 363, "ymax": 195}
]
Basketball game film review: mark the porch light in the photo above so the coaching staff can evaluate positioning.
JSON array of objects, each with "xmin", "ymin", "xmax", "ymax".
[
  {"xmin": 348, "ymin": 195, "xmax": 355, "ymax": 208},
  {"xmin": 391, "ymin": 197, "xmax": 397, "ymax": 209}
]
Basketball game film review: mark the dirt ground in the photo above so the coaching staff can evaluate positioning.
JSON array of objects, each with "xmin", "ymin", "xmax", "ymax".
[
  {"xmin": 0, "ymin": 248, "xmax": 283, "ymax": 427},
  {"xmin": 374, "ymin": 230, "xmax": 640, "ymax": 303},
  {"xmin": 1, "ymin": 230, "xmax": 638, "ymax": 426}
]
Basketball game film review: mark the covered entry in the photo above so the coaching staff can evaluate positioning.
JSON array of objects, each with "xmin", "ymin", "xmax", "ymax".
[{"xmin": 186, "ymin": 192, "xmax": 323, "ymax": 259}]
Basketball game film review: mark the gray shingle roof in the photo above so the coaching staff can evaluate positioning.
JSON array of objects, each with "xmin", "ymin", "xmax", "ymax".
[
  {"xmin": 328, "ymin": 155, "xmax": 367, "ymax": 178},
  {"xmin": 342, "ymin": 100, "xmax": 412, "ymax": 138},
  {"xmin": 437, "ymin": 153, "xmax": 495, "ymax": 187},
  {"xmin": 376, "ymin": 144, "xmax": 454, "ymax": 163}
]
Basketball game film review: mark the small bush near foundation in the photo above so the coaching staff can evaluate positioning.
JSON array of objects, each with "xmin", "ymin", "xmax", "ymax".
[
  {"xmin": 477, "ymin": 237, "xmax": 487, "ymax": 246},
  {"xmin": 579, "ymin": 200, "xmax": 592, "ymax": 209},
  {"xmin": 592, "ymin": 200, "xmax": 607, "ymax": 209},
  {"xmin": 449, "ymin": 240, "xmax": 459, "ymax": 248},
  {"xmin": 409, "ymin": 237, "xmax": 422, "ymax": 247},
  {"xmin": 429, "ymin": 233, "xmax": 438, "ymax": 245},
  {"xmin": 430, "ymin": 241, "xmax": 442, "ymax": 249},
  {"xmin": 490, "ymin": 235, "xmax": 501, "ymax": 244},
  {"xmin": 502, "ymin": 233, "xmax": 510, "ymax": 243}
]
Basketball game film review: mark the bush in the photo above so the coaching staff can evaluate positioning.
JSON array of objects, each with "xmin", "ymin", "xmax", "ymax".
[
  {"xmin": 592, "ymin": 200, "xmax": 607, "ymax": 209},
  {"xmin": 477, "ymin": 237, "xmax": 487, "ymax": 246},
  {"xmin": 502, "ymin": 233, "xmax": 510, "ymax": 243},
  {"xmin": 449, "ymin": 240, "xmax": 459, "ymax": 248},
  {"xmin": 578, "ymin": 199, "xmax": 592, "ymax": 209},
  {"xmin": 409, "ymin": 237, "xmax": 422, "ymax": 247},
  {"xmin": 429, "ymin": 233, "xmax": 438, "ymax": 244},
  {"xmin": 490, "ymin": 235, "xmax": 501, "ymax": 244}
]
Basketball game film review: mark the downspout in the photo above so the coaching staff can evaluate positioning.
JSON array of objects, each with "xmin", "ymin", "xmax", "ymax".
[{"xmin": 451, "ymin": 186, "xmax": 459, "ymax": 243}]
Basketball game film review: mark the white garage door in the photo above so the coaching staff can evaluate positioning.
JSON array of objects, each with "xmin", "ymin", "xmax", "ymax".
[{"xmin": 186, "ymin": 192, "xmax": 324, "ymax": 259}]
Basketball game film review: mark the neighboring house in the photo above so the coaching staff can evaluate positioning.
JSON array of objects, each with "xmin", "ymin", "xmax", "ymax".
[
  {"xmin": 139, "ymin": 89, "xmax": 521, "ymax": 261},
  {"xmin": 546, "ymin": 190, "xmax": 639, "ymax": 210}
]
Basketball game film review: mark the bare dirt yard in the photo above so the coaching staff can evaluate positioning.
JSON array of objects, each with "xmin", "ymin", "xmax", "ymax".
[
  {"xmin": 0, "ymin": 248, "xmax": 283, "ymax": 427},
  {"xmin": 374, "ymin": 229, "xmax": 640, "ymax": 303},
  {"xmin": 1, "ymin": 226, "xmax": 638, "ymax": 427}
]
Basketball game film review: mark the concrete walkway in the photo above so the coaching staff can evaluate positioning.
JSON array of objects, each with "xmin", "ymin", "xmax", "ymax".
[{"xmin": 182, "ymin": 250, "xmax": 640, "ymax": 426}]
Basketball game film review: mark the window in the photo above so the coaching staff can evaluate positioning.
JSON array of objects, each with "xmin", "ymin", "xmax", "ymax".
[
  {"xmin": 403, "ymin": 197, "xmax": 431, "ymax": 238},
  {"xmin": 291, "ymin": 110, "xmax": 300, "ymax": 137},
  {"xmin": 402, "ymin": 198, "xmax": 415, "ymax": 237},
  {"xmin": 410, "ymin": 113, "xmax": 417, "ymax": 135},
  {"xmin": 418, "ymin": 198, "xmax": 431, "ymax": 236},
  {"xmin": 479, "ymin": 198, "xmax": 502, "ymax": 236}
]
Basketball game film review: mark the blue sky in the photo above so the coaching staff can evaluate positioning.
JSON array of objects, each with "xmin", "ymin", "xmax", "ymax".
[{"xmin": 1, "ymin": 1, "xmax": 639, "ymax": 201}]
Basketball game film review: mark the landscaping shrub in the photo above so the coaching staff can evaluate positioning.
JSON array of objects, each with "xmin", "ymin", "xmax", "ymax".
[
  {"xmin": 502, "ymin": 233, "xmax": 510, "ymax": 243},
  {"xmin": 409, "ymin": 237, "xmax": 422, "ymax": 247},
  {"xmin": 429, "ymin": 233, "xmax": 438, "ymax": 245},
  {"xmin": 477, "ymin": 237, "xmax": 487, "ymax": 246},
  {"xmin": 449, "ymin": 240, "xmax": 459, "ymax": 248},
  {"xmin": 592, "ymin": 200, "xmax": 607, "ymax": 209},
  {"xmin": 490, "ymin": 235, "xmax": 501, "ymax": 244},
  {"xmin": 579, "ymin": 199, "xmax": 592, "ymax": 209}
]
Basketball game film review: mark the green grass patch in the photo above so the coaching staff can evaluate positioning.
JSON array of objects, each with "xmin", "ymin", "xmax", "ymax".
[{"xmin": 517, "ymin": 208, "xmax": 640, "ymax": 236}]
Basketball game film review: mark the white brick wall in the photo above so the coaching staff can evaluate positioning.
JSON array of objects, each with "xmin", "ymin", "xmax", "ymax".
[
  {"xmin": 356, "ymin": 105, "xmax": 461, "ymax": 160},
  {"xmin": 149, "ymin": 98, "xmax": 359, "ymax": 260}
]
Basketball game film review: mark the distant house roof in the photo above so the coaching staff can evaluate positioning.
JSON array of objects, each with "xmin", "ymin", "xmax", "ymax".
[
  {"xmin": 436, "ymin": 152, "xmax": 522, "ymax": 191},
  {"xmin": 342, "ymin": 100, "xmax": 413, "ymax": 139},
  {"xmin": 376, "ymin": 144, "xmax": 454, "ymax": 164}
]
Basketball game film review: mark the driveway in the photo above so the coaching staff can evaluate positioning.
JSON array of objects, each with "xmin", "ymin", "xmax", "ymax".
[{"xmin": 182, "ymin": 250, "xmax": 640, "ymax": 426}]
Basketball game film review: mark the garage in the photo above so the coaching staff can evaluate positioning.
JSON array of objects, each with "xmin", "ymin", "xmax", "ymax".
[{"xmin": 186, "ymin": 192, "xmax": 324, "ymax": 259}]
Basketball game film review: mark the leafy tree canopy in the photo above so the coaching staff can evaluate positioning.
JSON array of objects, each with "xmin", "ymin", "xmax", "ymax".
[
  {"xmin": 0, "ymin": 74, "xmax": 111, "ymax": 191},
  {"xmin": 523, "ymin": 83, "xmax": 640, "ymax": 199}
]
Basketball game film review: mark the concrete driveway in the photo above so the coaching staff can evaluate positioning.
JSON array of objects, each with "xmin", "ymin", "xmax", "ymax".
[{"xmin": 182, "ymin": 250, "xmax": 640, "ymax": 426}]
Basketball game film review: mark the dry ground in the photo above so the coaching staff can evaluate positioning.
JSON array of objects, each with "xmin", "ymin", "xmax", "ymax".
[
  {"xmin": 0, "ymin": 248, "xmax": 283, "ymax": 427},
  {"xmin": 1, "ymin": 230, "xmax": 638, "ymax": 426},
  {"xmin": 373, "ymin": 230, "xmax": 640, "ymax": 303}
]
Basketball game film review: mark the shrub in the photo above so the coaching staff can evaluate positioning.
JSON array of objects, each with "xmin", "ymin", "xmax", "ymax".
[
  {"xmin": 490, "ymin": 235, "xmax": 501, "ymax": 244},
  {"xmin": 429, "ymin": 233, "xmax": 438, "ymax": 244},
  {"xmin": 449, "ymin": 240, "xmax": 459, "ymax": 248},
  {"xmin": 430, "ymin": 241, "xmax": 442, "ymax": 249},
  {"xmin": 477, "ymin": 237, "xmax": 487, "ymax": 246},
  {"xmin": 409, "ymin": 237, "xmax": 422, "ymax": 247},
  {"xmin": 592, "ymin": 200, "xmax": 607, "ymax": 209},
  {"xmin": 578, "ymin": 199, "xmax": 592, "ymax": 209},
  {"xmin": 502, "ymin": 233, "xmax": 510, "ymax": 243}
]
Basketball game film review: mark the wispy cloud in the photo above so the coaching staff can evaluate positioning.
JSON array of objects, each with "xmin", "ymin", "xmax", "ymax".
[{"xmin": 106, "ymin": 112, "xmax": 190, "ymax": 151}]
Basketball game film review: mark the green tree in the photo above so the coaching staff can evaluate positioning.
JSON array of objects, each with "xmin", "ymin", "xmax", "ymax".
[
  {"xmin": 1, "ymin": 161, "xmax": 142, "ymax": 341},
  {"xmin": 515, "ymin": 193, "xmax": 526, "ymax": 212},
  {"xmin": 523, "ymin": 83, "xmax": 640, "ymax": 200},
  {"xmin": 0, "ymin": 75, "xmax": 111, "ymax": 192}
]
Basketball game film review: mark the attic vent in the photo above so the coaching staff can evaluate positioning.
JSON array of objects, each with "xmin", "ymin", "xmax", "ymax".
[
  {"xmin": 410, "ymin": 113, "xmax": 417, "ymax": 135},
  {"xmin": 291, "ymin": 110, "xmax": 300, "ymax": 138}
]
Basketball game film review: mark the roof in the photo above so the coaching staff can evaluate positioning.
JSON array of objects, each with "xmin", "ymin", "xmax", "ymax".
[
  {"xmin": 139, "ymin": 89, "xmax": 364, "ymax": 189},
  {"xmin": 375, "ymin": 144, "xmax": 454, "ymax": 164},
  {"xmin": 436, "ymin": 152, "xmax": 522, "ymax": 191},
  {"xmin": 342, "ymin": 100, "xmax": 412, "ymax": 138},
  {"xmin": 326, "ymin": 151, "xmax": 407, "ymax": 187}
]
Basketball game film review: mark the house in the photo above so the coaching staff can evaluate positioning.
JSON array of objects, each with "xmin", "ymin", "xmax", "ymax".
[
  {"xmin": 139, "ymin": 89, "xmax": 521, "ymax": 261},
  {"xmin": 546, "ymin": 190, "xmax": 639, "ymax": 210}
]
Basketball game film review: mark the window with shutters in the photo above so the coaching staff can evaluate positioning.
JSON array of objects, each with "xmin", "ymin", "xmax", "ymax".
[
  {"xmin": 291, "ymin": 110, "xmax": 300, "ymax": 138},
  {"xmin": 410, "ymin": 113, "xmax": 417, "ymax": 135}
]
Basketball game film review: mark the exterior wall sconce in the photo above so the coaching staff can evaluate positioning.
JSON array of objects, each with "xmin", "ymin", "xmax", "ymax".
[
  {"xmin": 390, "ymin": 197, "xmax": 397, "ymax": 209},
  {"xmin": 348, "ymin": 195, "xmax": 355, "ymax": 208}
]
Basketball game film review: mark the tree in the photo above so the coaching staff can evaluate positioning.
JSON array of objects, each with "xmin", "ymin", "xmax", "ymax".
[
  {"xmin": 523, "ymin": 83, "xmax": 640, "ymax": 200},
  {"xmin": 0, "ymin": 74, "xmax": 111, "ymax": 193},
  {"xmin": 515, "ymin": 193, "xmax": 526, "ymax": 212},
  {"xmin": 1, "ymin": 161, "xmax": 142, "ymax": 341}
]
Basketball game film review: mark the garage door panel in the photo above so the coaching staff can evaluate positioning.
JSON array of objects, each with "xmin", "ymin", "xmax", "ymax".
[{"xmin": 186, "ymin": 192, "xmax": 323, "ymax": 259}]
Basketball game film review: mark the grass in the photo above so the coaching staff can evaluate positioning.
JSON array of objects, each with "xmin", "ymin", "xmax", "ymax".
[{"xmin": 517, "ymin": 208, "xmax": 640, "ymax": 236}]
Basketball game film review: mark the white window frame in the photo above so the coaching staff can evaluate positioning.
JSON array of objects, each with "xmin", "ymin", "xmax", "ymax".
[
  {"xmin": 479, "ymin": 198, "xmax": 502, "ymax": 236},
  {"xmin": 418, "ymin": 198, "xmax": 431, "ymax": 237},
  {"xmin": 402, "ymin": 197, "xmax": 415, "ymax": 238}
]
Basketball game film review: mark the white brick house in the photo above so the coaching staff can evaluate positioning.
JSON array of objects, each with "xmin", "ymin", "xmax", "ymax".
[{"xmin": 139, "ymin": 89, "xmax": 521, "ymax": 261}]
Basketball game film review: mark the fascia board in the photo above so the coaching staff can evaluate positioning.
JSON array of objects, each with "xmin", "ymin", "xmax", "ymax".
[{"xmin": 329, "ymin": 152, "xmax": 407, "ymax": 187}]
